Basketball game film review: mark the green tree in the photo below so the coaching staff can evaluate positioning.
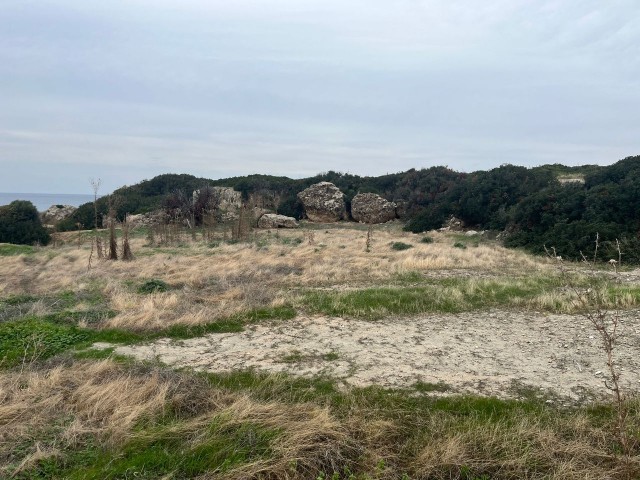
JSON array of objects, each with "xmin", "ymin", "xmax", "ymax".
[{"xmin": 0, "ymin": 200, "xmax": 50, "ymax": 245}]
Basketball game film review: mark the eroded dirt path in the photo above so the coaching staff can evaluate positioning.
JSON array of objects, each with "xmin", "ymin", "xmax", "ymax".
[{"xmin": 106, "ymin": 309, "xmax": 640, "ymax": 402}]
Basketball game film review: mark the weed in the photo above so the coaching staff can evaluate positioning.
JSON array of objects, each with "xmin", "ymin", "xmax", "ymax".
[
  {"xmin": 391, "ymin": 242, "xmax": 413, "ymax": 251},
  {"xmin": 421, "ymin": 236, "xmax": 434, "ymax": 243},
  {"xmin": 414, "ymin": 380, "xmax": 451, "ymax": 394},
  {"xmin": 280, "ymin": 350, "xmax": 304, "ymax": 363},
  {"xmin": 453, "ymin": 242, "xmax": 467, "ymax": 249},
  {"xmin": 137, "ymin": 279, "xmax": 169, "ymax": 294},
  {"xmin": 323, "ymin": 351, "xmax": 340, "ymax": 361}
]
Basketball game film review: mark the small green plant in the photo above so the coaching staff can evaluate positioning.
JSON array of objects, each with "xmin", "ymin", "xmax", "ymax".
[
  {"xmin": 421, "ymin": 236, "xmax": 434, "ymax": 243},
  {"xmin": 138, "ymin": 279, "xmax": 169, "ymax": 294},
  {"xmin": 453, "ymin": 242, "xmax": 467, "ymax": 249},
  {"xmin": 280, "ymin": 350, "xmax": 304, "ymax": 363},
  {"xmin": 390, "ymin": 242, "xmax": 413, "ymax": 251},
  {"xmin": 282, "ymin": 236, "xmax": 303, "ymax": 246},
  {"xmin": 323, "ymin": 351, "xmax": 339, "ymax": 361},
  {"xmin": 414, "ymin": 380, "xmax": 451, "ymax": 393}
]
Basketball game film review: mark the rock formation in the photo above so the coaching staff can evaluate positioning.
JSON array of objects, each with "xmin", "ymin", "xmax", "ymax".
[
  {"xmin": 257, "ymin": 214, "xmax": 299, "ymax": 229},
  {"xmin": 297, "ymin": 182, "xmax": 347, "ymax": 223},
  {"xmin": 438, "ymin": 216, "xmax": 464, "ymax": 232},
  {"xmin": 193, "ymin": 187, "xmax": 243, "ymax": 222},
  {"xmin": 41, "ymin": 205, "xmax": 77, "ymax": 224},
  {"xmin": 351, "ymin": 193, "xmax": 397, "ymax": 224},
  {"xmin": 126, "ymin": 211, "xmax": 167, "ymax": 227}
]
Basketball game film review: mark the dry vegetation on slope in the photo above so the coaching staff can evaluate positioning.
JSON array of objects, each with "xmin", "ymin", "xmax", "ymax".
[{"xmin": 1, "ymin": 223, "xmax": 640, "ymax": 478}]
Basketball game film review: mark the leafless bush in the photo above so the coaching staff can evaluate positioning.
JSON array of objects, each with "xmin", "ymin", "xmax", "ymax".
[
  {"xmin": 232, "ymin": 204, "xmax": 253, "ymax": 242},
  {"xmin": 121, "ymin": 215, "xmax": 133, "ymax": 261},
  {"xmin": 546, "ymin": 236, "xmax": 638, "ymax": 464}
]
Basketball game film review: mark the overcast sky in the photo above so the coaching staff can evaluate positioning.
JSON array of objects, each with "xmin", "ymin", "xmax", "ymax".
[{"xmin": 1, "ymin": 0, "xmax": 639, "ymax": 193}]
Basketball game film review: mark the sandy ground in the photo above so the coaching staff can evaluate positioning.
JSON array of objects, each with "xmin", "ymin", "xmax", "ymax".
[{"xmin": 105, "ymin": 309, "xmax": 640, "ymax": 403}]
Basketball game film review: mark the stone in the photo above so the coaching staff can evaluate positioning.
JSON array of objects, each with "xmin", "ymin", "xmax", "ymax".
[
  {"xmin": 126, "ymin": 211, "xmax": 167, "ymax": 227},
  {"xmin": 438, "ymin": 216, "xmax": 465, "ymax": 232},
  {"xmin": 465, "ymin": 230, "xmax": 478, "ymax": 236},
  {"xmin": 41, "ymin": 204, "xmax": 77, "ymax": 224},
  {"xmin": 297, "ymin": 182, "xmax": 347, "ymax": 223},
  {"xmin": 257, "ymin": 214, "xmax": 299, "ymax": 229},
  {"xmin": 350, "ymin": 193, "xmax": 397, "ymax": 224},
  {"xmin": 193, "ymin": 187, "xmax": 243, "ymax": 222}
]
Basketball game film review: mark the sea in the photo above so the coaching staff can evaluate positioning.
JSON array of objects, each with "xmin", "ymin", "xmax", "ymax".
[{"xmin": 0, "ymin": 193, "xmax": 96, "ymax": 212}]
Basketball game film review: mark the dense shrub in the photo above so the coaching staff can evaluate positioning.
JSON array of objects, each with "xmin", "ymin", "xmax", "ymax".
[
  {"xmin": 391, "ymin": 242, "xmax": 413, "ymax": 251},
  {"xmin": 0, "ymin": 201, "xmax": 50, "ymax": 245}
]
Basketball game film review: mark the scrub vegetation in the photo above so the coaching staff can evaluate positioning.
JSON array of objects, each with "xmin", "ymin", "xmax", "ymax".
[{"xmin": 1, "ymin": 223, "xmax": 639, "ymax": 479}]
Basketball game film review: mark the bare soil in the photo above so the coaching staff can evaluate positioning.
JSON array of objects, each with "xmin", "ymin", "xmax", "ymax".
[{"xmin": 105, "ymin": 309, "xmax": 640, "ymax": 403}]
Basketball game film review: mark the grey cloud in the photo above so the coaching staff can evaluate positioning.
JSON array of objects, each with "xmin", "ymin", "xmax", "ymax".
[{"xmin": 0, "ymin": 0, "xmax": 638, "ymax": 193}]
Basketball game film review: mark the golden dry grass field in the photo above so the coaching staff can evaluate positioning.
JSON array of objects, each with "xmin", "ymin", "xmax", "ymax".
[{"xmin": 1, "ymin": 222, "xmax": 639, "ymax": 479}]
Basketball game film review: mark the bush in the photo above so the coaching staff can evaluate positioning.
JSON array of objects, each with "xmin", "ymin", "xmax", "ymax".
[
  {"xmin": 391, "ymin": 242, "xmax": 413, "ymax": 251},
  {"xmin": 138, "ymin": 279, "xmax": 169, "ymax": 294},
  {"xmin": 453, "ymin": 242, "xmax": 467, "ymax": 249},
  {"xmin": 0, "ymin": 200, "xmax": 50, "ymax": 245},
  {"xmin": 421, "ymin": 236, "xmax": 434, "ymax": 243}
]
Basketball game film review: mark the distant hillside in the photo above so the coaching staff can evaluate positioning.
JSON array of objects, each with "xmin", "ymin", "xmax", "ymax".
[{"xmin": 58, "ymin": 155, "xmax": 640, "ymax": 263}]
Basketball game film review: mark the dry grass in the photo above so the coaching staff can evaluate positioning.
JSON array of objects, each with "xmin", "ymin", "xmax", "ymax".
[
  {"xmin": 0, "ymin": 226, "xmax": 558, "ymax": 330},
  {"xmin": 1, "ymin": 359, "xmax": 638, "ymax": 479},
  {"xmin": 0, "ymin": 227, "xmax": 550, "ymax": 295},
  {"xmin": 0, "ymin": 359, "xmax": 359, "ymax": 478}
]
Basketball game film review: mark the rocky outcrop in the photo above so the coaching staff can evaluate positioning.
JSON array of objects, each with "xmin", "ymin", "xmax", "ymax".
[
  {"xmin": 126, "ymin": 211, "xmax": 167, "ymax": 227},
  {"xmin": 438, "ymin": 216, "xmax": 464, "ymax": 232},
  {"xmin": 41, "ymin": 205, "xmax": 77, "ymax": 224},
  {"xmin": 193, "ymin": 187, "xmax": 243, "ymax": 222},
  {"xmin": 257, "ymin": 214, "xmax": 299, "ymax": 229},
  {"xmin": 297, "ymin": 182, "xmax": 347, "ymax": 223},
  {"xmin": 351, "ymin": 193, "xmax": 397, "ymax": 224}
]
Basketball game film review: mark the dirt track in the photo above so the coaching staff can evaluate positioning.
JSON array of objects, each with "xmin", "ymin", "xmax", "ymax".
[{"xmin": 106, "ymin": 309, "xmax": 640, "ymax": 402}]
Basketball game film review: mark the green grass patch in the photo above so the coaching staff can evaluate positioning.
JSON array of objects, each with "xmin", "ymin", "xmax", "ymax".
[
  {"xmin": 202, "ymin": 369, "xmax": 546, "ymax": 420},
  {"xmin": 138, "ymin": 279, "xmax": 170, "ymax": 294},
  {"xmin": 393, "ymin": 270, "xmax": 424, "ymax": 283},
  {"xmin": 0, "ymin": 318, "xmax": 91, "ymax": 367},
  {"xmin": 299, "ymin": 276, "xmax": 574, "ymax": 318},
  {"xmin": 414, "ymin": 380, "xmax": 452, "ymax": 394},
  {"xmin": 0, "ymin": 294, "xmax": 37, "ymax": 306},
  {"xmin": 161, "ymin": 305, "xmax": 295, "ymax": 340},
  {"xmin": 0, "ymin": 243, "xmax": 35, "ymax": 256},
  {"xmin": 23, "ymin": 418, "xmax": 279, "ymax": 480},
  {"xmin": 279, "ymin": 350, "xmax": 304, "ymax": 363},
  {"xmin": 323, "ymin": 351, "xmax": 340, "ymax": 361},
  {"xmin": 1, "ymin": 303, "xmax": 296, "ymax": 368}
]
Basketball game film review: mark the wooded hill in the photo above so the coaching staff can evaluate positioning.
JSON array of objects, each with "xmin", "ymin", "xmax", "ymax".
[{"xmin": 59, "ymin": 155, "xmax": 640, "ymax": 263}]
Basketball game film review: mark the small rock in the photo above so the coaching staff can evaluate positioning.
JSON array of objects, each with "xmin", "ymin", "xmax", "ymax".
[{"xmin": 257, "ymin": 213, "xmax": 299, "ymax": 229}]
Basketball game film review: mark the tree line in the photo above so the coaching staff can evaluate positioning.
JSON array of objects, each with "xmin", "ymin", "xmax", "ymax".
[{"xmin": 2, "ymin": 156, "xmax": 638, "ymax": 263}]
